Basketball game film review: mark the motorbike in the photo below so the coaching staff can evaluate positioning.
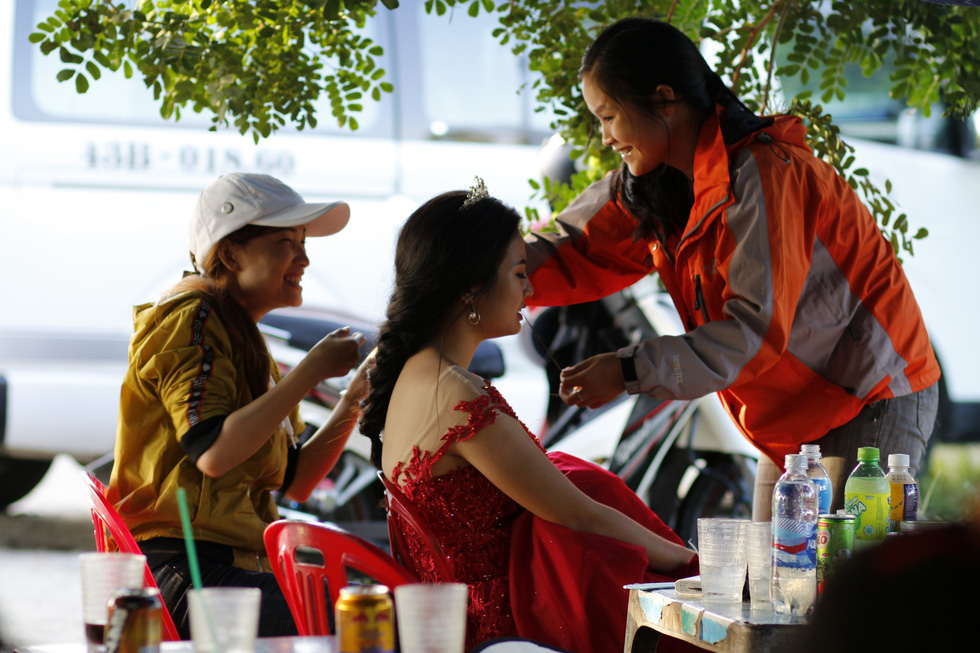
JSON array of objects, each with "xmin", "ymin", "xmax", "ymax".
[{"xmin": 266, "ymin": 275, "xmax": 758, "ymax": 548}]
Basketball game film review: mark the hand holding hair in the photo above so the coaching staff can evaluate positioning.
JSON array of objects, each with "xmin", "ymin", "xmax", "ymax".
[
  {"xmin": 308, "ymin": 326, "xmax": 367, "ymax": 381},
  {"xmin": 559, "ymin": 352, "xmax": 626, "ymax": 409}
]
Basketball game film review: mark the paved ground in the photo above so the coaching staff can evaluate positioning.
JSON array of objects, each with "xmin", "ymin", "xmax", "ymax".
[{"xmin": 0, "ymin": 455, "xmax": 94, "ymax": 649}]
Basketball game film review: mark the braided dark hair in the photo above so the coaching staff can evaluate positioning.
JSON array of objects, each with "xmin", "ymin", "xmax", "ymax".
[
  {"xmin": 359, "ymin": 191, "xmax": 521, "ymax": 468},
  {"xmin": 580, "ymin": 17, "xmax": 744, "ymax": 243}
]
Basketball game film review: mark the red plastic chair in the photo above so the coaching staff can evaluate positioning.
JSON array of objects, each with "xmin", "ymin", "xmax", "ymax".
[
  {"xmin": 80, "ymin": 471, "xmax": 181, "ymax": 641},
  {"xmin": 263, "ymin": 519, "xmax": 417, "ymax": 636},
  {"xmin": 378, "ymin": 472, "xmax": 458, "ymax": 582}
]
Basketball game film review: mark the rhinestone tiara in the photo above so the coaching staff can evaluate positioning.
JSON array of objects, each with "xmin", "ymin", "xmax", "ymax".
[{"xmin": 460, "ymin": 176, "xmax": 489, "ymax": 209}]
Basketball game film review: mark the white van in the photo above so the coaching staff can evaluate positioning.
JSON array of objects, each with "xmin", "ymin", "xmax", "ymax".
[{"xmin": 0, "ymin": 0, "xmax": 554, "ymax": 506}]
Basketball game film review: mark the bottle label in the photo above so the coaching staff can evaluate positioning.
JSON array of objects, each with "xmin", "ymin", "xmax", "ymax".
[
  {"xmin": 812, "ymin": 477, "xmax": 832, "ymax": 515},
  {"xmin": 887, "ymin": 482, "xmax": 919, "ymax": 532},
  {"xmin": 772, "ymin": 517, "xmax": 816, "ymax": 571},
  {"xmin": 844, "ymin": 492, "xmax": 888, "ymax": 540}
]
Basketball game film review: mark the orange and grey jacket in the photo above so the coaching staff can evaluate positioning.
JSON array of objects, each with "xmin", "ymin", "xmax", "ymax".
[{"xmin": 525, "ymin": 105, "xmax": 940, "ymax": 466}]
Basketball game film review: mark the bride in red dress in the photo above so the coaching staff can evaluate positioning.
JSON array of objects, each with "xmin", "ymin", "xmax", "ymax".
[{"xmin": 359, "ymin": 182, "xmax": 699, "ymax": 653}]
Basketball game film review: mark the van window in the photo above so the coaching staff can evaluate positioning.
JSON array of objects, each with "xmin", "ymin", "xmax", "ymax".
[
  {"xmin": 415, "ymin": 4, "xmax": 555, "ymax": 144},
  {"xmin": 777, "ymin": 51, "xmax": 978, "ymax": 159}
]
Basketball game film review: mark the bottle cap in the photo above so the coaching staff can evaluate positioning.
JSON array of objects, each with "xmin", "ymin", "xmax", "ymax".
[
  {"xmin": 888, "ymin": 453, "xmax": 910, "ymax": 468},
  {"xmin": 784, "ymin": 453, "xmax": 806, "ymax": 470},
  {"xmin": 856, "ymin": 446, "xmax": 880, "ymax": 462},
  {"xmin": 800, "ymin": 443, "xmax": 821, "ymax": 458}
]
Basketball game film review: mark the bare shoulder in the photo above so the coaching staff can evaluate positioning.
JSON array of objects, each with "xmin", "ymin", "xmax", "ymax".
[{"xmin": 382, "ymin": 353, "xmax": 500, "ymax": 477}]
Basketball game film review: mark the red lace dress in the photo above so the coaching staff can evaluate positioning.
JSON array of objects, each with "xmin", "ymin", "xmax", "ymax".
[{"xmin": 389, "ymin": 381, "xmax": 699, "ymax": 653}]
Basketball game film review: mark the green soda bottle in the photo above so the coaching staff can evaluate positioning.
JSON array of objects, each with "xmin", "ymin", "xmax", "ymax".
[{"xmin": 844, "ymin": 447, "xmax": 889, "ymax": 546}]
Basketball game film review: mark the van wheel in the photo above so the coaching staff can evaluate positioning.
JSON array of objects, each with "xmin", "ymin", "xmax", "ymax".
[
  {"xmin": 675, "ymin": 454, "xmax": 756, "ymax": 549},
  {"xmin": 0, "ymin": 456, "xmax": 52, "ymax": 511}
]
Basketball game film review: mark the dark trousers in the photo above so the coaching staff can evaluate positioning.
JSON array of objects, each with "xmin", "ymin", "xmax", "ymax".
[{"xmin": 143, "ymin": 538, "xmax": 298, "ymax": 639}]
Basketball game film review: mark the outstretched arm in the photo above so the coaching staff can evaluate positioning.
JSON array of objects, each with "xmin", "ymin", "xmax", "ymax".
[
  {"xmin": 525, "ymin": 175, "xmax": 653, "ymax": 308},
  {"xmin": 454, "ymin": 410, "xmax": 694, "ymax": 573}
]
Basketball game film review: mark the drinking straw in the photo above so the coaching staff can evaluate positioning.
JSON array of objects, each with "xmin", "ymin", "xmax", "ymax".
[
  {"xmin": 176, "ymin": 487, "xmax": 204, "ymax": 590},
  {"xmin": 176, "ymin": 487, "xmax": 223, "ymax": 649}
]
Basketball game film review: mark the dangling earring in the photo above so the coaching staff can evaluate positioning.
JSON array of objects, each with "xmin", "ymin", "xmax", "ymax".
[{"xmin": 468, "ymin": 304, "xmax": 481, "ymax": 325}]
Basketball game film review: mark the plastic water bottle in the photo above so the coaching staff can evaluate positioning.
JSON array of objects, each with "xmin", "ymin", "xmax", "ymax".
[
  {"xmin": 886, "ymin": 453, "xmax": 919, "ymax": 533},
  {"xmin": 844, "ymin": 447, "xmax": 889, "ymax": 546},
  {"xmin": 800, "ymin": 444, "xmax": 833, "ymax": 515},
  {"xmin": 771, "ymin": 453, "xmax": 818, "ymax": 615}
]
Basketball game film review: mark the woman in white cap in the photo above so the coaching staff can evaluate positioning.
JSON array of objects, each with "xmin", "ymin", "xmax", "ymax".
[{"xmin": 107, "ymin": 173, "xmax": 369, "ymax": 637}]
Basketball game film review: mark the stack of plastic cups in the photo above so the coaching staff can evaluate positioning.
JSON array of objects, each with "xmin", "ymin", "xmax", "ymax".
[
  {"xmin": 745, "ymin": 521, "xmax": 773, "ymax": 608},
  {"xmin": 696, "ymin": 518, "xmax": 748, "ymax": 602}
]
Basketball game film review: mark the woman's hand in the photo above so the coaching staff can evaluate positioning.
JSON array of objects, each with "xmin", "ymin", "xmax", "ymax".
[
  {"xmin": 558, "ymin": 352, "xmax": 626, "ymax": 409},
  {"xmin": 344, "ymin": 347, "xmax": 376, "ymax": 407},
  {"xmin": 307, "ymin": 326, "xmax": 366, "ymax": 380}
]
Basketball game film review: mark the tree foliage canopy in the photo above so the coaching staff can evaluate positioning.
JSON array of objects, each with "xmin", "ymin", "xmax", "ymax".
[{"xmin": 34, "ymin": 0, "xmax": 980, "ymax": 255}]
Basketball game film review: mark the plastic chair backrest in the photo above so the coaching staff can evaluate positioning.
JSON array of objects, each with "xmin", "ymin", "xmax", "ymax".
[
  {"xmin": 263, "ymin": 519, "xmax": 417, "ymax": 636},
  {"xmin": 378, "ymin": 472, "xmax": 457, "ymax": 582},
  {"xmin": 80, "ymin": 471, "xmax": 181, "ymax": 641}
]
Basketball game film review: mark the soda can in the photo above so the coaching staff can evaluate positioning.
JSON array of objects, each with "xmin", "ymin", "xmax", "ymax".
[
  {"xmin": 816, "ymin": 512, "xmax": 855, "ymax": 595},
  {"xmin": 336, "ymin": 584, "xmax": 395, "ymax": 653},
  {"xmin": 104, "ymin": 587, "xmax": 162, "ymax": 653}
]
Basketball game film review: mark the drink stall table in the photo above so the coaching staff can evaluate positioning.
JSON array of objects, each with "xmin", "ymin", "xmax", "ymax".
[
  {"xmin": 624, "ymin": 583, "xmax": 809, "ymax": 652},
  {"xmin": 13, "ymin": 636, "xmax": 337, "ymax": 653}
]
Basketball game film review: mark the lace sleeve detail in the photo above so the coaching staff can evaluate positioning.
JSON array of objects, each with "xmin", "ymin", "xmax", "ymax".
[
  {"xmin": 446, "ymin": 384, "xmax": 543, "ymax": 453},
  {"xmin": 391, "ymin": 376, "xmax": 543, "ymax": 487}
]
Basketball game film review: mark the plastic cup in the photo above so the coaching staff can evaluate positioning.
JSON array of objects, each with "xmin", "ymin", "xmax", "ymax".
[
  {"xmin": 745, "ymin": 521, "xmax": 772, "ymax": 607},
  {"xmin": 394, "ymin": 583, "xmax": 468, "ymax": 653},
  {"xmin": 188, "ymin": 587, "xmax": 261, "ymax": 653},
  {"xmin": 697, "ymin": 518, "xmax": 748, "ymax": 602},
  {"xmin": 79, "ymin": 552, "xmax": 146, "ymax": 650}
]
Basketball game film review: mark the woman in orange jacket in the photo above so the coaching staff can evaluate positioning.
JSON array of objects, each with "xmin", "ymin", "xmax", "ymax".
[{"xmin": 525, "ymin": 17, "xmax": 940, "ymax": 518}]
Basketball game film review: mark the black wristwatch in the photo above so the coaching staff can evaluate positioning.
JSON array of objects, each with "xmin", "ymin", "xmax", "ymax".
[{"xmin": 620, "ymin": 351, "xmax": 638, "ymax": 384}]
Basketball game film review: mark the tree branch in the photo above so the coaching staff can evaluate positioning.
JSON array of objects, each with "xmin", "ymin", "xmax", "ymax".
[{"xmin": 731, "ymin": 0, "xmax": 790, "ymax": 88}]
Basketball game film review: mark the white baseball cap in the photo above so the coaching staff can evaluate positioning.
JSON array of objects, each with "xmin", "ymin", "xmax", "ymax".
[{"xmin": 189, "ymin": 172, "xmax": 350, "ymax": 270}]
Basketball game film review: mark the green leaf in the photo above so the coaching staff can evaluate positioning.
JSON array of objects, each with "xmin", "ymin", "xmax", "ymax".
[
  {"xmin": 75, "ymin": 73, "xmax": 89, "ymax": 94},
  {"xmin": 85, "ymin": 61, "xmax": 101, "ymax": 80},
  {"xmin": 56, "ymin": 68, "xmax": 75, "ymax": 82},
  {"xmin": 59, "ymin": 47, "xmax": 84, "ymax": 64}
]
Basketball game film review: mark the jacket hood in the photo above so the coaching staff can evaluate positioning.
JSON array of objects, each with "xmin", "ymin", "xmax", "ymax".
[
  {"xmin": 130, "ymin": 290, "xmax": 198, "ymax": 351},
  {"xmin": 687, "ymin": 105, "xmax": 810, "ymax": 241}
]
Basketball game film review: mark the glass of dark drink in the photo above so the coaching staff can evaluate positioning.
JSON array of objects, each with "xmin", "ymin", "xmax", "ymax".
[{"xmin": 79, "ymin": 553, "xmax": 146, "ymax": 651}]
